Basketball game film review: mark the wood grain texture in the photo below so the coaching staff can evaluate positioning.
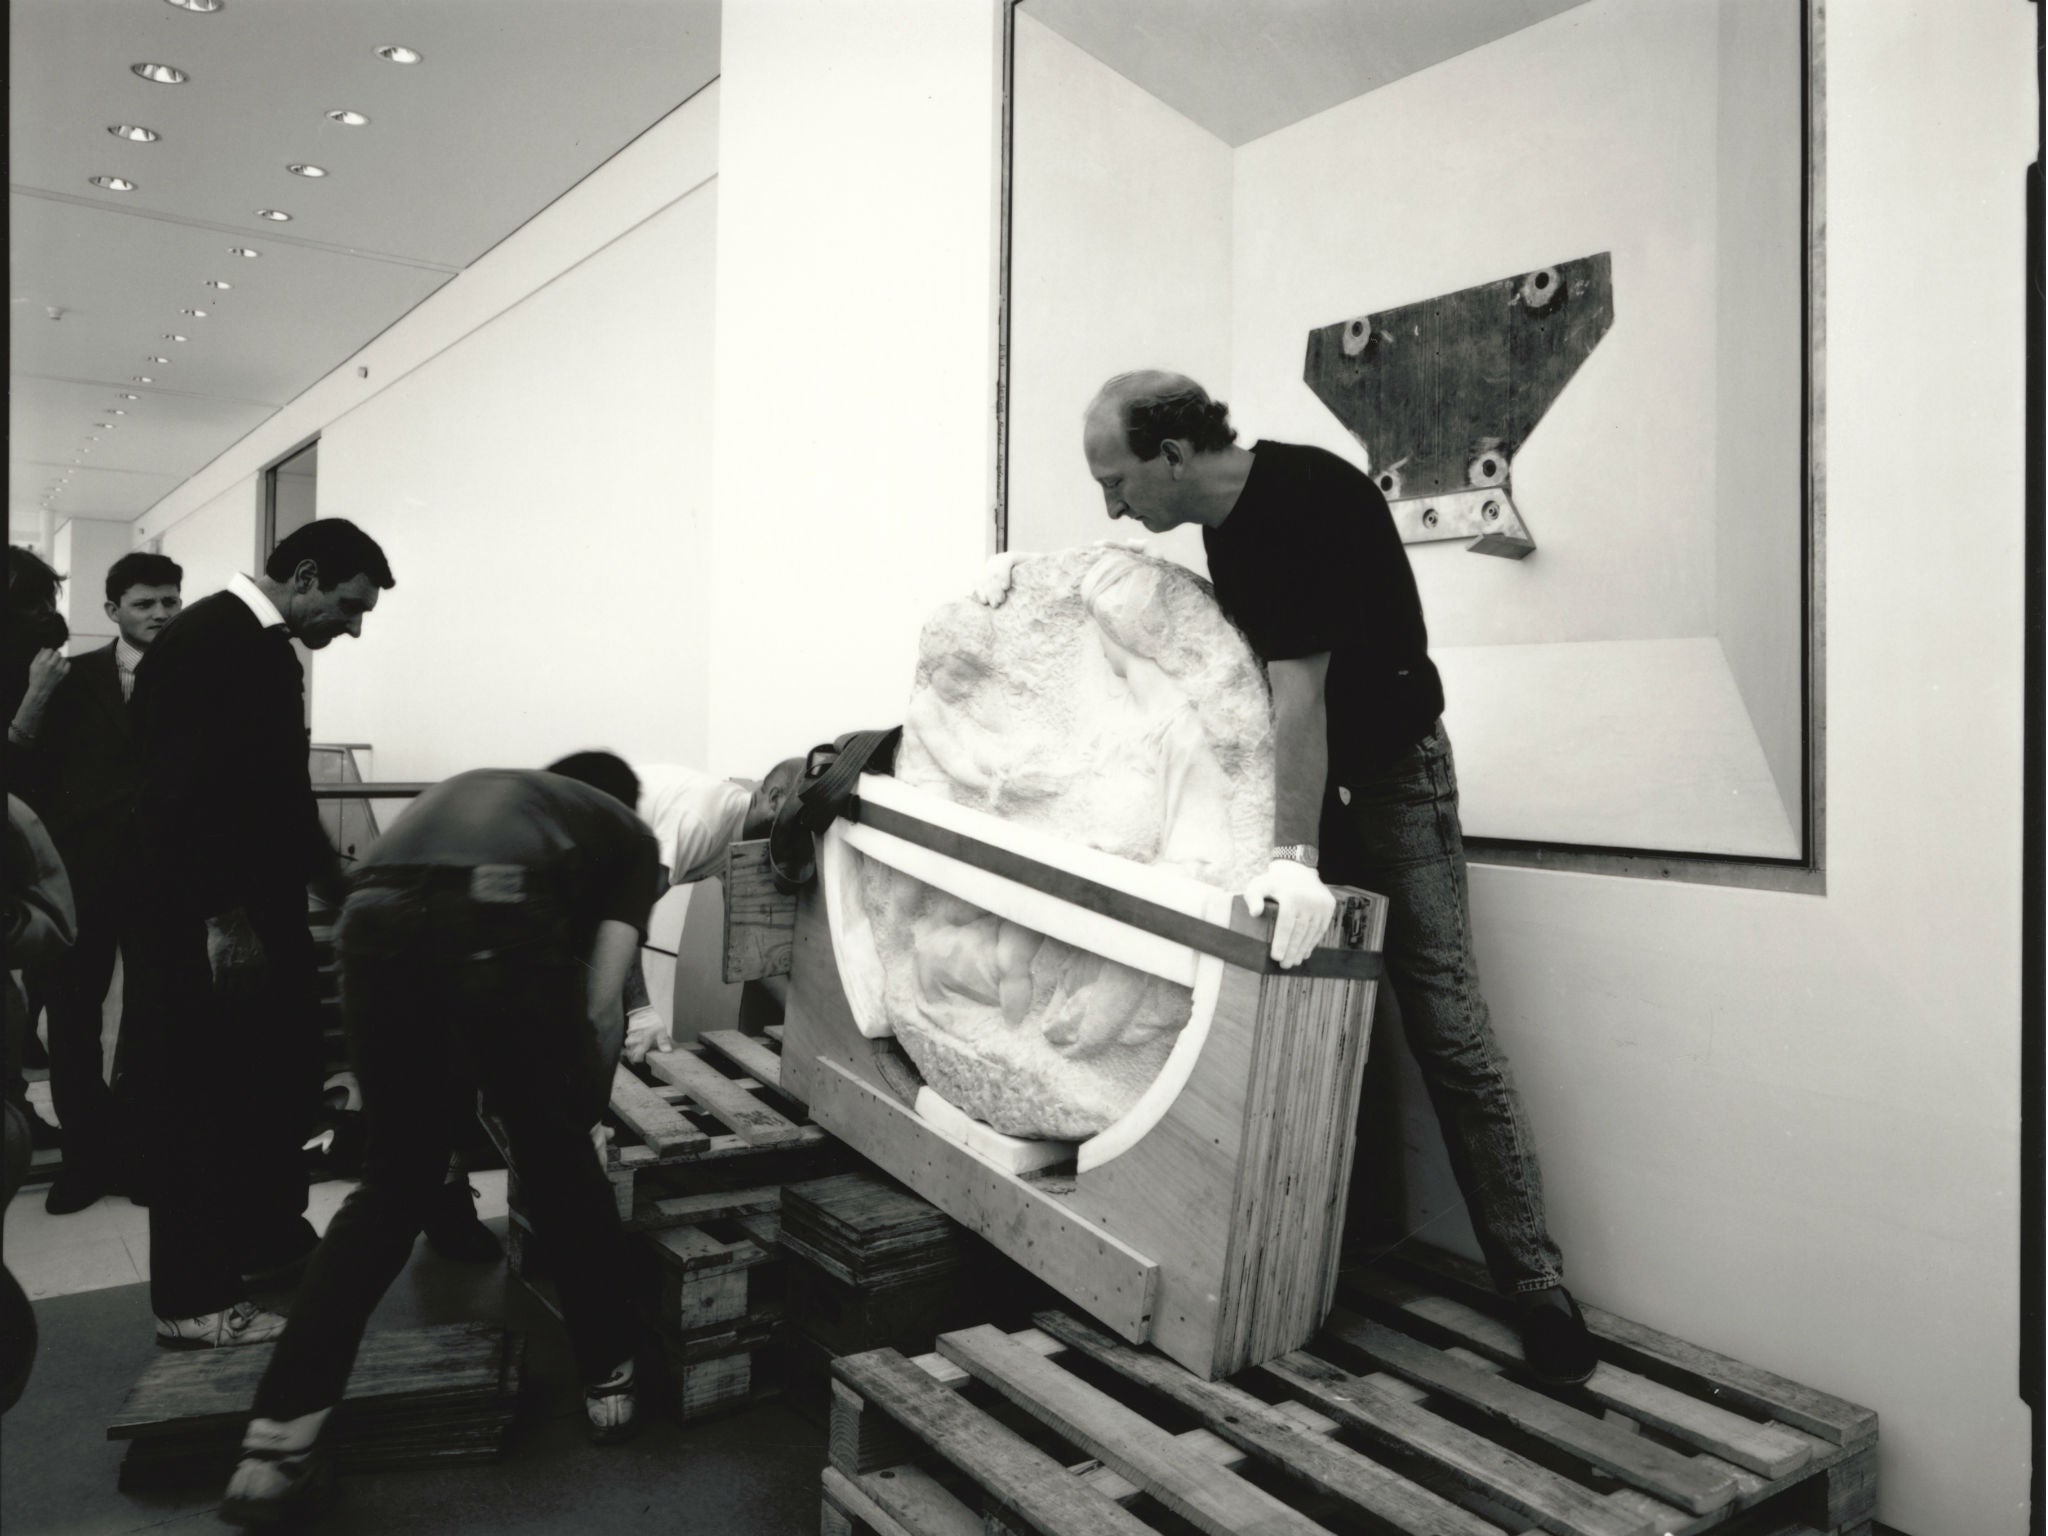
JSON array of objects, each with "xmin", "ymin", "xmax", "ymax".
[
  {"xmin": 1342, "ymin": 1270, "xmax": 1813, "ymax": 1478},
  {"xmin": 722, "ymin": 839, "xmax": 796, "ymax": 982},
  {"xmin": 646, "ymin": 1046, "xmax": 805, "ymax": 1146},
  {"xmin": 609, "ymin": 1064, "xmax": 710, "ymax": 1156},
  {"xmin": 936, "ymin": 1325, "xmax": 1334, "ymax": 1536},
  {"xmin": 1321, "ymin": 1310, "xmax": 1738, "ymax": 1516},
  {"xmin": 833, "ymin": 1349, "xmax": 1155, "ymax": 1536},
  {"xmin": 1030, "ymin": 1310, "xmax": 1503, "ymax": 1536}
]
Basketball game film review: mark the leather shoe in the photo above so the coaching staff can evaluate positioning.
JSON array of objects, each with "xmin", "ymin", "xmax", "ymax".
[
  {"xmin": 43, "ymin": 1167, "xmax": 109, "ymax": 1216},
  {"xmin": 220, "ymin": 1412, "xmax": 334, "ymax": 1527},
  {"xmin": 1517, "ymin": 1287, "xmax": 1598, "ymax": 1386},
  {"xmin": 423, "ymin": 1181, "xmax": 502, "ymax": 1264}
]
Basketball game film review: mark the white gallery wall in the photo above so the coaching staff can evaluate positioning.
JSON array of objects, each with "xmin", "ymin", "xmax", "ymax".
[
  {"xmin": 707, "ymin": 0, "xmax": 1005, "ymax": 774},
  {"xmin": 51, "ymin": 516, "xmax": 132, "ymax": 650},
  {"xmin": 1005, "ymin": 14, "xmax": 1233, "ymax": 574},
  {"xmin": 155, "ymin": 478, "xmax": 259, "ymax": 607}
]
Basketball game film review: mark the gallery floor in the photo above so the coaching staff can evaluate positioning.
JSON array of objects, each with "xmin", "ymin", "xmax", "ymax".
[{"xmin": 1, "ymin": 1170, "xmax": 827, "ymax": 1536}]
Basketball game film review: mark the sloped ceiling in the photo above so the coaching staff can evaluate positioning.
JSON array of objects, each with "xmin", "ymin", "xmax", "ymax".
[{"xmin": 10, "ymin": 0, "xmax": 718, "ymax": 539}]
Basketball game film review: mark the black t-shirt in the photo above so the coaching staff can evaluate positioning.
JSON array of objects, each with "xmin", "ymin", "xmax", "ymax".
[
  {"xmin": 1204, "ymin": 439, "xmax": 1444, "ymax": 781},
  {"xmin": 365, "ymin": 768, "xmax": 659, "ymax": 938}
]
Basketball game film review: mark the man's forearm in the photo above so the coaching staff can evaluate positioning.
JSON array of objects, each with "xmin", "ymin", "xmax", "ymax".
[
  {"xmin": 622, "ymin": 952, "xmax": 651, "ymax": 1015},
  {"xmin": 1268, "ymin": 655, "xmax": 1332, "ymax": 847}
]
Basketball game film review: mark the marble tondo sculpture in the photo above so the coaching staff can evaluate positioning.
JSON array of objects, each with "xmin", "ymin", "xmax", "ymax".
[{"xmin": 848, "ymin": 546, "xmax": 1275, "ymax": 1140}]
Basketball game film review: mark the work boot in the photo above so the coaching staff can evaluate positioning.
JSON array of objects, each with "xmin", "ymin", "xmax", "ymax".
[
  {"xmin": 584, "ymin": 1359, "xmax": 638, "ymax": 1446},
  {"xmin": 219, "ymin": 1407, "xmax": 334, "ymax": 1527},
  {"xmin": 156, "ymin": 1300, "xmax": 289, "ymax": 1350},
  {"xmin": 1516, "ymin": 1286, "xmax": 1598, "ymax": 1386},
  {"xmin": 423, "ymin": 1180, "xmax": 502, "ymax": 1264}
]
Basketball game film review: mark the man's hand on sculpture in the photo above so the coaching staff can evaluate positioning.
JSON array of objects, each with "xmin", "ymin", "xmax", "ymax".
[
  {"xmin": 205, "ymin": 908, "xmax": 268, "ymax": 995},
  {"xmin": 1243, "ymin": 859, "xmax": 1337, "ymax": 969},
  {"xmin": 623, "ymin": 1006, "xmax": 672, "ymax": 1064},
  {"xmin": 972, "ymin": 552, "xmax": 1025, "ymax": 608}
]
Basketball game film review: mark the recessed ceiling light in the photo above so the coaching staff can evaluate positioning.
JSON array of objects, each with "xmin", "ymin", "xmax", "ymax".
[
  {"xmin": 96, "ymin": 423, "xmax": 114, "ymax": 429},
  {"xmin": 230, "ymin": 247, "xmax": 260, "ymax": 258},
  {"xmin": 375, "ymin": 44, "xmax": 422, "ymax": 64},
  {"xmin": 165, "ymin": 333, "xmax": 189, "ymax": 342},
  {"xmin": 183, "ymin": 308, "xmax": 209, "ymax": 318},
  {"xmin": 90, "ymin": 175, "xmax": 138, "ymax": 192},
  {"xmin": 134, "ymin": 376, "xmax": 154, "ymax": 384},
  {"xmin": 163, "ymin": 0, "xmax": 225, "ymax": 11},
  {"xmin": 109, "ymin": 124, "xmax": 160, "ymax": 143},
  {"xmin": 120, "ymin": 394, "xmax": 138, "ymax": 401},
  {"xmin": 326, "ymin": 109, "xmax": 370, "ymax": 127},
  {"xmin": 147, "ymin": 355, "xmax": 171, "ymax": 364},
  {"xmin": 206, "ymin": 280, "xmax": 232, "ymax": 290},
  {"xmin": 131, "ymin": 63, "xmax": 188, "ymax": 85},
  {"xmin": 111, "ymin": 409, "xmax": 127, "ymax": 415},
  {"xmin": 287, "ymin": 163, "xmax": 327, "ymax": 178},
  {"xmin": 256, "ymin": 209, "xmax": 291, "ymax": 221}
]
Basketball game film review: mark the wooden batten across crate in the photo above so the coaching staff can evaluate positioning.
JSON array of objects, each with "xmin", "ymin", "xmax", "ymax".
[{"xmin": 762, "ymin": 774, "xmax": 1388, "ymax": 1381}]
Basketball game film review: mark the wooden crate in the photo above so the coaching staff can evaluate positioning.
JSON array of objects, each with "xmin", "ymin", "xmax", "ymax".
[
  {"xmin": 645, "ymin": 1217, "xmax": 786, "ymax": 1423},
  {"xmin": 775, "ymin": 776, "xmax": 1388, "ymax": 1380},
  {"xmin": 818, "ymin": 1263, "xmax": 1879, "ymax": 1536}
]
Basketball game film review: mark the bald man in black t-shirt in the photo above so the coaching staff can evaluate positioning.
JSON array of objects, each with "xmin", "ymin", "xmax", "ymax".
[
  {"xmin": 221, "ymin": 753, "xmax": 659, "ymax": 1526},
  {"xmin": 1043, "ymin": 369, "xmax": 1597, "ymax": 1389}
]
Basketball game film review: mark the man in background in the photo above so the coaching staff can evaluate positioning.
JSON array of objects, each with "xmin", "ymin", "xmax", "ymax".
[
  {"xmin": 616, "ymin": 755, "xmax": 806, "ymax": 1060},
  {"xmin": 3, "ymin": 545, "xmax": 72, "ymax": 1152},
  {"xmin": 220, "ymin": 752, "xmax": 660, "ymax": 1525},
  {"xmin": 11, "ymin": 551, "xmax": 183, "ymax": 1213},
  {"xmin": 129, "ymin": 518, "xmax": 395, "ymax": 1348}
]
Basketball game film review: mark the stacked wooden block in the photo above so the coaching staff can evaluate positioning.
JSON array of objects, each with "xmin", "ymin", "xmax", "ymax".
[
  {"xmin": 107, "ymin": 1324, "xmax": 521, "ymax": 1491},
  {"xmin": 776, "ymin": 1170, "xmax": 966, "ymax": 1414}
]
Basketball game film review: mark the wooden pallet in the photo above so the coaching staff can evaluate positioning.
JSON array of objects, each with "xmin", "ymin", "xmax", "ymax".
[
  {"xmin": 819, "ymin": 1269, "xmax": 1878, "ymax": 1536},
  {"xmin": 486, "ymin": 1028, "xmax": 848, "ymax": 1231},
  {"xmin": 645, "ymin": 1216, "xmax": 786, "ymax": 1422},
  {"xmin": 107, "ymin": 1323, "xmax": 522, "ymax": 1491}
]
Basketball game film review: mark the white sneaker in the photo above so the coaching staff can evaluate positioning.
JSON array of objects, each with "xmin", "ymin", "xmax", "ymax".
[
  {"xmin": 219, "ymin": 1407, "xmax": 333, "ymax": 1526},
  {"xmin": 584, "ymin": 1360, "xmax": 637, "ymax": 1446},
  {"xmin": 155, "ymin": 1300, "xmax": 288, "ymax": 1349}
]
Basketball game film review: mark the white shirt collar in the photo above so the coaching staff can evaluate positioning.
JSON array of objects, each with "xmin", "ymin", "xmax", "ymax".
[
  {"xmin": 226, "ymin": 570, "xmax": 288, "ymax": 631},
  {"xmin": 115, "ymin": 637, "xmax": 146, "ymax": 674}
]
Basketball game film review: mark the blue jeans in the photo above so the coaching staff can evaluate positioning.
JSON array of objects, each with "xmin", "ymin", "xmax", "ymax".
[{"xmin": 1321, "ymin": 721, "xmax": 1564, "ymax": 1296}]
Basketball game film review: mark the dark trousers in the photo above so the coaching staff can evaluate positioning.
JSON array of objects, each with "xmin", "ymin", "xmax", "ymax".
[
  {"xmin": 130, "ymin": 884, "xmax": 322, "ymax": 1318},
  {"xmin": 252, "ymin": 880, "xmax": 634, "ymax": 1421},
  {"xmin": 41, "ymin": 880, "xmax": 136, "ymax": 1183},
  {"xmin": 1322, "ymin": 721, "xmax": 1565, "ymax": 1296}
]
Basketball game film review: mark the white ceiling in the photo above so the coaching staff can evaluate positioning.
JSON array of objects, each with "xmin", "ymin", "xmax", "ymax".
[
  {"xmin": 1019, "ymin": 0, "xmax": 1592, "ymax": 148},
  {"xmin": 9, "ymin": 0, "xmax": 718, "ymax": 537}
]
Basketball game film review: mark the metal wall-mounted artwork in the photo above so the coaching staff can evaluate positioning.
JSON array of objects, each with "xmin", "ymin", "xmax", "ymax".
[{"xmin": 1303, "ymin": 252, "xmax": 1614, "ymax": 559}]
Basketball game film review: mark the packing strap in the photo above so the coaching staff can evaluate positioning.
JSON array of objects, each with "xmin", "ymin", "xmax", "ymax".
[{"xmin": 848, "ymin": 796, "xmax": 1383, "ymax": 981}]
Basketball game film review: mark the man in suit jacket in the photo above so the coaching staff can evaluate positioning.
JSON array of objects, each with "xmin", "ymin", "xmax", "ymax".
[
  {"xmin": 130, "ymin": 518, "xmax": 395, "ymax": 1348},
  {"xmin": 13, "ymin": 552, "xmax": 184, "ymax": 1213}
]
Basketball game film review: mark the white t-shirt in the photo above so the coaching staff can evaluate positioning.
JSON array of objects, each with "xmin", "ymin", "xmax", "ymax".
[{"xmin": 634, "ymin": 764, "xmax": 751, "ymax": 886}]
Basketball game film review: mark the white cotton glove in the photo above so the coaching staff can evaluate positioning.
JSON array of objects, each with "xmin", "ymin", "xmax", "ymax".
[
  {"xmin": 590, "ymin": 1122, "xmax": 614, "ymax": 1165},
  {"xmin": 1243, "ymin": 858, "xmax": 1338, "ymax": 970},
  {"xmin": 623, "ymin": 1006, "xmax": 672, "ymax": 1065},
  {"xmin": 973, "ymin": 552, "xmax": 1025, "ymax": 607}
]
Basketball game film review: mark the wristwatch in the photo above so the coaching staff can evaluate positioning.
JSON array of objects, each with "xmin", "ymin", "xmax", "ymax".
[{"xmin": 1271, "ymin": 843, "xmax": 1319, "ymax": 869}]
